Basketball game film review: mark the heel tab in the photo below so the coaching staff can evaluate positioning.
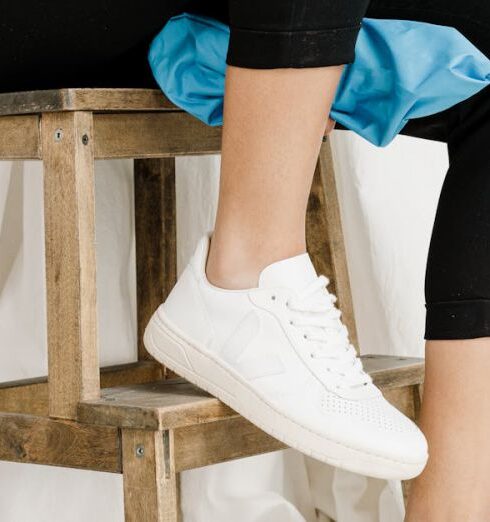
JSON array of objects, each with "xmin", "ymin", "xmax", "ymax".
[{"xmin": 190, "ymin": 234, "xmax": 211, "ymax": 276}]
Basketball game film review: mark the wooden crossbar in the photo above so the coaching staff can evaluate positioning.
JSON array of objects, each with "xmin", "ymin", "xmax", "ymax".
[
  {"xmin": 0, "ymin": 89, "xmax": 176, "ymax": 116},
  {"xmin": 0, "ymin": 361, "xmax": 163, "ymax": 417},
  {"xmin": 0, "ymin": 111, "xmax": 222, "ymax": 160},
  {"xmin": 0, "ymin": 412, "xmax": 121, "ymax": 473}
]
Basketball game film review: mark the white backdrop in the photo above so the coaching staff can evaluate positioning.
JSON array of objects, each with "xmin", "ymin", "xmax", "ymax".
[{"xmin": 0, "ymin": 131, "xmax": 448, "ymax": 521}]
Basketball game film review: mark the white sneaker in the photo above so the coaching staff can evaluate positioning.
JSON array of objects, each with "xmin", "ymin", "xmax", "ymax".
[{"xmin": 144, "ymin": 236, "xmax": 428, "ymax": 479}]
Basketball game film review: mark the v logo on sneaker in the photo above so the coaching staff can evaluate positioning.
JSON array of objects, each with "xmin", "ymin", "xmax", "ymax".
[{"xmin": 219, "ymin": 311, "xmax": 285, "ymax": 380}]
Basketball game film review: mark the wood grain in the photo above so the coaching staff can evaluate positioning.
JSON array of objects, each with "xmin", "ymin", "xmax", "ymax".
[
  {"xmin": 0, "ymin": 115, "xmax": 40, "ymax": 159},
  {"xmin": 122, "ymin": 429, "xmax": 180, "ymax": 522},
  {"xmin": 0, "ymin": 361, "xmax": 163, "ymax": 417},
  {"xmin": 307, "ymin": 140, "xmax": 359, "ymax": 350},
  {"xmin": 42, "ymin": 111, "xmax": 99, "ymax": 419},
  {"xmin": 134, "ymin": 159, "xmax": 177, "ymax": 361},
  {"xmin": 174, "ymin": 416, "xmax": 285, "ymax": 471},
  {"xmin": 78, "ymin": 380, "xmax": 235, "ymax": 431},
  {"xmin": 94, "ymin": 112, "xmax": 222, "ymax": 159},
  {"xmin": 0, "ymin": 89, "xmax": 175, "ymax": 116},
  {"xmin": 362, "ymin": 355, "xmax": 424, "ymax": 389},
  {"xmin": 0, "ymin": 412, "xmax": 120, "ymax": 472}
]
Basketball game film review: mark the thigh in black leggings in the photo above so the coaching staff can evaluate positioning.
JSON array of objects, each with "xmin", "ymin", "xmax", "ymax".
[
  {"xmin": 0, "ymin": 0, "xmax": 369, "ymax": 92},
  {"xmin": 425, "ymin": 86, "xmax": 490, "ymax": 339}
]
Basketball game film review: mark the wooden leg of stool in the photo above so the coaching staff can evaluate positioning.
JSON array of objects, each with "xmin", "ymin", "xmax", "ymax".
[
  {"xmin": 122, "ymin": 428, "xmax": 180, "ymax": 522},
  {"xmin": 307, "ymin": 139, "xmax": 359, "ymax": 350},
  {"xmin": 134, "ymin": 158, "xmax": 177, "ymax": 362},
  {"xmin": 41, "ymin": 111, "xmax": 99, "ymax": 419},
  {"xmin": 402, "ymin": 383, "xmax": 424, "ymax": 508}
]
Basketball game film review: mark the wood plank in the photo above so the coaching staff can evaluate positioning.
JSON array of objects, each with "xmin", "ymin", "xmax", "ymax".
[
  {"xmin": 78, "ymin": 356, "xmax": 424, "ymax": 431},
  {"xmin": 307, "ymin": 140, "xmax": 359, "ymax": 350},
  {"xmin": 382, "ymin": 386, "xmax": 417, "ymax": 421},
  {"xmin": 94, "ymin": 112, "xmax": 222, "ymax": 159},
  {"xmin": 134, "ymin": 159, "xmax": 177, "ymax": 361},
  {"xmin": 42, "ymin": 111, "xmax": 100, "ymax": 419},
  {"xmin": 0, "ymin": 115, "xmax": 41, "ymax": 159},
  {"xmin": 0, "ymin": 361, "xmax": 163, "ymax": 416},
  {"xmin": 122, "ymin": 428, "xmax": 180, "ymax": 522},
  {"xmin": 174, "ymin": 416, "xmax": 285, "ymax": 472},
  {"xmin": 0, "ymin": 89, "xmax": 175, "ymax": 116},
  {"xmin": 363, "ymin": 355, "xmax": 424, "ymax": 390},
  {"xmin": 79, "ymin": 380, "xmax": 235, "ymax": 431},
  {"xmin": 0, "ymin": 412, "xmax": 120, "ymax": 473}
]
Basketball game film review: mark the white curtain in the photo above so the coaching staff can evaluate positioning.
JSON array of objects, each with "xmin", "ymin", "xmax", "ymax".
[{"xmin": 0, "ymin": 131, "xmax": 448, "ymax": 521}]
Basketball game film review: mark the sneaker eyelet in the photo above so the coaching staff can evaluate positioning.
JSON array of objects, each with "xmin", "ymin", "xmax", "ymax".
[
  {"xmin": 289, "ymin": 320, "xmax": 294, "ymax": 326},
  {"xmin": 303, "ymin": 334, "xmax": 308, "ymax": 339},
  {"xmin": 271, "ymin": 295, "xmax": 276, "ymax": 301}
]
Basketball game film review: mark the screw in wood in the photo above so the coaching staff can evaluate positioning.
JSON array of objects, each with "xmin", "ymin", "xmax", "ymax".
[
  {"xmin": 135, "ymin": 445, "xmax": 145, "ymax": 458},
  {"xmin": 82, "ymin": 134, "xmax": 89, "ymax": 145},
  {"xmin": 54, "ymin": 129, "xmax": 63, "ymax": 142}
]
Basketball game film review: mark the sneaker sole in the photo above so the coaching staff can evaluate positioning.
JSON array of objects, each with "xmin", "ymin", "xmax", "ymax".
[{"xmin": 144, "ymin": 309, "xmax": 426, "ymax": 480}]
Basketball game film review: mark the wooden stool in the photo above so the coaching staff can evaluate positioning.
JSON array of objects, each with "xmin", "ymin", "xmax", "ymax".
[{"xmin": 0, "ymin": 89, "xmax": 424, "ymax": 521}]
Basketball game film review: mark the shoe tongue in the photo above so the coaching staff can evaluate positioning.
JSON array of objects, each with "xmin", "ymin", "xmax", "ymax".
[{"xmin": 258, "ymin": 253, "xmax": 317, "ymax": 292}]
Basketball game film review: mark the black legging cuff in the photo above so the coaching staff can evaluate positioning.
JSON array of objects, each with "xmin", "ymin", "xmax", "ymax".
[
  {"xmin": 226, "ymin": 25, "xmax": 361, "ymax": 68},
  {"xmin": 425, "ymin": 300, "xmax": 490, "ymax": 340}
]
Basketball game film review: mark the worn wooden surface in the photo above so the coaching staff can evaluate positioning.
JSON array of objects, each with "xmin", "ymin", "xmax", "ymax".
[
  {"xmin": 307, "ymin": 140, "xmax": 359, "ymax": 351},
  {"xmin": 362, "ymin": 355, "xmax": 424, "ymax": 389},
  {"xmin": 122, "ymin": 429, "xmax": 180, "ymax": 522},
  {"xmin": 174, "ymin": 415, "xmax": 285, "ymax": 471},
  {"xmin": 382, "ymin": 386, "xmax": 418, "ymax": 421},
  {"xmin": 79, "ymin": 380, "xmax": 234, "ymax": 431},
  {"xmin": 0, "ymin": 361, "xmax": 163, "ymax": 417},
  {"xmin": 0, "ymin": 89, "xmax": 175, "ymax": 116},
  {"xmin": 42, "ymin": 111, "xmax": 100, "ymax": 419},
  {"xmin": 0, "ymin": 115, "xmax": 41, "ymax": 159},
  {"xmin": 134, "ymin": 159, "xmax": 177, "ymax": 361},
  {"xmin": 93, "ymin": 112, "xmax": 221, "ymax": 159},
  {"xmin": 402, "ymin": 480, "xmax": 413, "ymax": 508},
  {"xmin": 0, "ymin": 412, "xmax": 120, "ymax": 472},
  {"xmin": 79, "ymin": 355, "xmax": 424, "ymax": 431}
]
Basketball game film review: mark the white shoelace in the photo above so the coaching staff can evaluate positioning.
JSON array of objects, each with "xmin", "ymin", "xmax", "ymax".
[{"xmin": 286, "ymin": 275, "xmax": 371, "ymax": 389}]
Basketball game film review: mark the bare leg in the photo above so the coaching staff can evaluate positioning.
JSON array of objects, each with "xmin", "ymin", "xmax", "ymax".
[
  {"xmin": 206, "ymin": 65, "xmax": 343, "ymax": 289},
  {"xmin": 406, "ymin": 338, "xmax": 490, "ymax": 522}
]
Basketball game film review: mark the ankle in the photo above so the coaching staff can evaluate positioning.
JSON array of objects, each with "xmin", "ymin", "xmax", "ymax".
[
  {"xmin": 206, "ymin": 255, "xmax": 260, "ymax": 289},
  {"xmin": 205, "ymin": 233, "xmax": 307, "ymax": 290}
]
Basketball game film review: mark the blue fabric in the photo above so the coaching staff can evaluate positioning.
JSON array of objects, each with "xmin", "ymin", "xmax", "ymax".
[{"xmin": 149, "ymin": 13, "xmax": 490, "ymax": 146}]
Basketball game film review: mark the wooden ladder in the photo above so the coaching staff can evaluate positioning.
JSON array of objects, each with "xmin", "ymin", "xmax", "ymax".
[{"xmin": 0, "ymin": 89, "xmax": 424, "ymax": 521}]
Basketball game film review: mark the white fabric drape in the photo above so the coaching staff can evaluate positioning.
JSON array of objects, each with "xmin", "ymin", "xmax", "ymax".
[{"xmin": 0, "ymin": 131, "xmax": 447, "ymax": 521}]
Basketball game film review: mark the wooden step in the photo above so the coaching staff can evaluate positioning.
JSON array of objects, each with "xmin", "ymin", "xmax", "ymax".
[
  {"xmin": 0, "ymin": 88, "xmax": 174, "ymax": 116},
  {"xmin": 78, "ymin": 355, "xmax": 424, "ymax": 431}
]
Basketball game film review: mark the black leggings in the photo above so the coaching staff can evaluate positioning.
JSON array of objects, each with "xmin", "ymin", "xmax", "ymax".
[
  {"xmin": 1, "ymin": 1, "xmax": 489, "ymax": 340},
  {"xmin": 424, "ymin": 86, "xmax": 490, "ymax": 339}
]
